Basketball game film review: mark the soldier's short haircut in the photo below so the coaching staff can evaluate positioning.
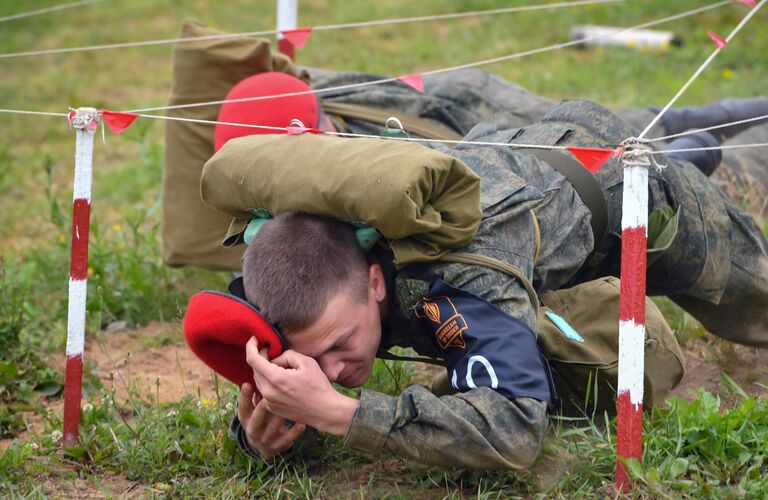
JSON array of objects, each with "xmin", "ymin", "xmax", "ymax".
[{"xmin": 242, "ymin": 212, "xmax": 370, "ymax": 334}]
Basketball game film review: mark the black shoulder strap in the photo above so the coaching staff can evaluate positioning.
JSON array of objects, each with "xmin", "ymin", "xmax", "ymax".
[{"xmin": 520, "ymin": 148, "xmax": 608, "ymax": 247}]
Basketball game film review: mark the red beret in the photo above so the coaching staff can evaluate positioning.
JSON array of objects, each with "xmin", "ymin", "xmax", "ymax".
[
  {"xmin": 214, "ymin": 72, "xmax": 319, "ymax": 152},
  {"xmin": 183, "ymin": 291, "xmax": 286, "ymax": 387}
]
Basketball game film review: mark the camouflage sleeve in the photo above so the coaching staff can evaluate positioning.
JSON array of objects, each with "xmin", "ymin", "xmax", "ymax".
[{"xmin": 344, "ymin": 386, "xmax": 547, "ymax": 470}]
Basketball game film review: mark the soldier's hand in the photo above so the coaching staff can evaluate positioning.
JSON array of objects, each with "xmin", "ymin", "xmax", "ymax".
[
  {"xmin": 237, "ymin": 382, "xmax": 306, "ymax": 460},
  {"xmin": 246, "ymin": 338, "xmax": 359, "ymax": 437}
]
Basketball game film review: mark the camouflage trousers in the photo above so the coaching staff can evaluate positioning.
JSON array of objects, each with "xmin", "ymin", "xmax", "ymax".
[{"xmin": 551, "ymin": 102, "xmax": 768, "ymax": 347}]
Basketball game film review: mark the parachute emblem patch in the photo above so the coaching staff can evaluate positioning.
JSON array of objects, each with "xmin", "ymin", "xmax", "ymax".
[{"xmin": 416, "ymin": 297, "xmax": 468, "ymax": 349}]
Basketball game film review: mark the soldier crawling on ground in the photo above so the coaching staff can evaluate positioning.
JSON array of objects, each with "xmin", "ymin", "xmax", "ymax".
[{"xmin": 182, "ymin": 70, "xmax": 768, "ymax": 469}]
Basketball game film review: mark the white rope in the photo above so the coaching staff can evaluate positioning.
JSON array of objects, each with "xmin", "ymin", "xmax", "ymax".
[
  {"xmin": 653, "ymin": 142, "xmax": 768, "ymax": 155},
  {"xmin": 120, "ymin": 111, "xmax": 768, "ymax": 155},
  {"xmin": 638, "ymin": 0, "xmax": 767, "ymax": 140},
  {"xmin": 135, "ymin": 111, "xmax": 575, "ymax": 150},
  {"xmin": 0, "ymin": 108, "xmax": 69, "ymax": 118},
  {"xmin": 0, "ymin": 0, "xmax": 101, "ymax": 24},
  {"xmin": 0, "ymin": 0, "xmax": 623, "ymax": 60},
  {"xmin": 312, "ymin": 0, "xmax": 625, "ymax": 31},
  {"xmin": 134, "ymin": 112, "xmax": 768, "ymax": 155},
  {"xmin": 130, "ymin": 0, "xmax": 730, "ymax": 114},
  {"xmin": 2, "ymin": 107, "xmax": 767, "ymax": 157},
  {"xmin": 647, "ymin": 113, "xmax": 768, "ymax": 143}
]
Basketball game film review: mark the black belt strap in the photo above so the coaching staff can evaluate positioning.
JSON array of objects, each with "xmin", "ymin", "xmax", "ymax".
[{"xmin": 521, "ymin": 149, "xmax": 608, "ymax": 247}]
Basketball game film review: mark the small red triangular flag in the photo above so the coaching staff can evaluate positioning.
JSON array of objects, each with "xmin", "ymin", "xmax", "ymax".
[
  {"xmin": 707, "ymin": 30, "xmax": 727, "ymax": 49},
  {"xmin": 735, "ymin": 0, "xmax": 756, "ymax": 7},
  {"xmin": 100, "ymin": 110, "xmax": 139, "ymax": 134},
  {"xmin": 281, "ymin": 28, "xmax": 312, "ymax": 50},
  {"xmin": 398, "ymin": 73, "xmax": 424, "ymax": 93},
  {"xmin": 567, "ymin": 147, "xmax": 613, "ymax": 173}
]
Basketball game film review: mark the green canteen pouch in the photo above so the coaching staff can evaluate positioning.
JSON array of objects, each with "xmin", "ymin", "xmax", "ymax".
[{"xmin": 536, "ymin": 276, "xmax": 685, "ymax": 416}]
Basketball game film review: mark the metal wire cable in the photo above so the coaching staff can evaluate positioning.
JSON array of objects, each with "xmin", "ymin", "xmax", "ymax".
[
  {"xmin": 129, "ymin": 0, "xmax": 730, "ymax": 114},
  {"xmin": 0, "ymin": 0, "xmax": 623, "ymax": 60}
]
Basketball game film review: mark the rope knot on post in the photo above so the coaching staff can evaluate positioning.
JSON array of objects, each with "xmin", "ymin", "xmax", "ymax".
[
  {"xmin": 619, "ymin": 137, "xmax": 667, "ymax": 171},
  {"xmin": 68, "ymin": 107, "xmax": 100, "ymax": 131}
]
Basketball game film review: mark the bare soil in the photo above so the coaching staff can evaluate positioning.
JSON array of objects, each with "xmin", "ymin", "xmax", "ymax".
[
  {"xmin": 84, "ymin": 321, "xmax": 219, "ymax": 405},
  {"xmin": 670, "ymin": 337, "xmax": 768, "ymax": 401}
]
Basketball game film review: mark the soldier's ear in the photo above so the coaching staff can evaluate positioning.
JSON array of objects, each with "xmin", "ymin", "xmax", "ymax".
[{"xmin": 368, "ymin": 264, "xmax": 386, "ymax": 303}]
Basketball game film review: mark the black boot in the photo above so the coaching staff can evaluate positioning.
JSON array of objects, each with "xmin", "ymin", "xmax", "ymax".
[
  {"xmin": 654, "ymin": 97, "xmax": 768, "ymax": 141},
  {"xmin": 665, "ymin": 131, "xmax": 722, "ymax": 176}
]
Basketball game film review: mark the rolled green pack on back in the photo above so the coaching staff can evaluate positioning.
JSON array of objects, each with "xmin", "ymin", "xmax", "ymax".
[{"xmin": 201, "ymin": 134, "xmax": 482, "ymax": 267}]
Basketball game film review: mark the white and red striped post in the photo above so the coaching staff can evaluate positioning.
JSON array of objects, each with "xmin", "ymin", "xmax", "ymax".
[
  {"xmin": 276, "ymin": 0, "xmax": 298, "ymax": 60},
  {"xmin": 615, "ymin": 151, "xmax": 649, "ymax": 490},
  {"xmin": 63, "ymin": 107, "xmax": 99, "ymax": 447}
]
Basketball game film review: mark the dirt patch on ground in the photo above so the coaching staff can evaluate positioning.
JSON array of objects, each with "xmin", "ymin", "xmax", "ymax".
[
  {"xmin": 670, "ymin": 337, "xmax": 768, "ymax": 401},
  {"xmin": 84, "ymin": 320, "xmax": 221, "ymax": 404},
  {"xmin": 38, "ymin": 467, "xmax": 149, "ymax": 499}
]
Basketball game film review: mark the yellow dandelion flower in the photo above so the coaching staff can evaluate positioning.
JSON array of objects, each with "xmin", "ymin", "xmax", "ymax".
[
  {"xmin": 58, "ymin": 234, "xmax": 66, "ymax": 242},
  {"xmin": 111, "ymin": 224, "xmax": 122, "ymax": 232},
  {"xmin": 722, "ymin": 68, "xmax": 734, "ymax": 79},
  {"xmin": 202, "ymin": 399, "xmax": 211, "ymax": 408},
  {"xmin": 87, "ymin": 267, "xmax": 94, "ymax": 276}
]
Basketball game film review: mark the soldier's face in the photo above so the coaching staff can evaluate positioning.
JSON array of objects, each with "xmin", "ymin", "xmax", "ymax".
[{"xmin": 286, "ymin": 265, "xmax": 386, "ymax": 388}]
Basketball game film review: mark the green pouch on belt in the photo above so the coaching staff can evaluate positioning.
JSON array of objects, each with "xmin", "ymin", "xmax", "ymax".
[{"xmin": 537, "ymin": 276, "xmax": 685, "ymax": 416}]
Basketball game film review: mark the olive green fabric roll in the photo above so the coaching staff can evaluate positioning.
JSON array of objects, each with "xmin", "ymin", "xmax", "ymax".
[
  {"xmin": 201, "ymin": 133, "xmax": 482, "ymax": 268},
  {"xmin": 162, "ymin": 21, "xmax": 304, "ymax": 271}
]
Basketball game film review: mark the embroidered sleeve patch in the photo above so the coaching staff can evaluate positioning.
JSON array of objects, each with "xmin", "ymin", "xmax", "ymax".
[{"xmin": 415, "ymin": 297, "xmax": 468, "ymax": 349}]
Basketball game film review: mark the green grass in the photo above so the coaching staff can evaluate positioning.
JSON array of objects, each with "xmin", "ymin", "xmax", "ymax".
[
  {"xmin": 2, "ymin": 375, "xmax": 766, "ymax": 497},
  {"xmin": 1, "ymin": 0, "xmax": 768, "ymax": 497}
]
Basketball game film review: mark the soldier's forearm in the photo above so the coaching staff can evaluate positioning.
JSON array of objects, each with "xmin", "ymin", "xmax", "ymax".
[{"xmin": 344, "ymin": 385, "xmax": 548, "ymax": 470}]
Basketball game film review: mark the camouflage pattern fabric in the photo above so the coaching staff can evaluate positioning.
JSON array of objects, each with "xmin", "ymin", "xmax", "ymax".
[
  {"xmin": 228, "ymin": 76, "xmax": 768, "ymax": 467},
  {"xmin": 345, "ymin": 388, "xmax": 546, "ymax": 470},
  {"xmin": 307, "ymin": 68, "xmax": 557, "ymax": 136},
  {"xmin": 339, "ymin": 101, "xmax": 768, "ymax": 469}
]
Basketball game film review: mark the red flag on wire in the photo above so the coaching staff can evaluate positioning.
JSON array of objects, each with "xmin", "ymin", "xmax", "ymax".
[
  {"xmin": 281, "ymin": 28, "xmax": 312, "ymax": 50},
  {"xmin": 707, "ymin": 30, "xmax": 727, "ymax": 48},
  {"xmin": 398, "ymin": 74, "xmax": 424, "ymax": 92},
  {"xmin": 567, "ymin": 147, "xmax": 613, "ymax": 173},
  {"xmin": 100, "ymin": 110, "xmax": 139, "ymax": 134}
]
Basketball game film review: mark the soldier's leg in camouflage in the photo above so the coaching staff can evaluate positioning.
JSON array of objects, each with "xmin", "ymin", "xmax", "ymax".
[
  {"xmin": 650, "ymin": 125, "xmax": 768, "ymax": 347},
  {"xmin": 668, "ymin": 204, "xmax": 768, "ymax": 347}
]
